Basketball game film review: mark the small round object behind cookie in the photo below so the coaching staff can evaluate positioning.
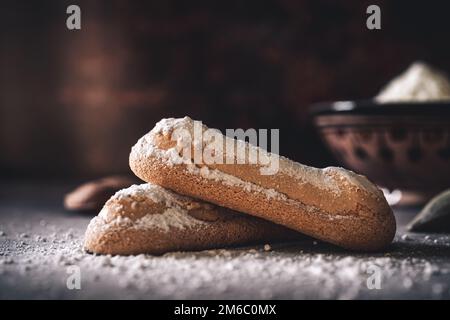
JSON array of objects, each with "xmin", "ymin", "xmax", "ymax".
[{"xmin": 64, "ymin": 175, "xmax": 138, "ymax": 212}]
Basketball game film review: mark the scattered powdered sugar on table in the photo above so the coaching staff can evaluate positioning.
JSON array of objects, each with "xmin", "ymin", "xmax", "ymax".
[{"xmin": 1, "ymin": 206, "xmax": 450, "ymax": 299}]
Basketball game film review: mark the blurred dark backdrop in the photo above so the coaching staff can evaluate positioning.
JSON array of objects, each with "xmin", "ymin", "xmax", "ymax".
[{"xmin": 1, "ymin": 0, "xmax": 450, "ymax": 179}]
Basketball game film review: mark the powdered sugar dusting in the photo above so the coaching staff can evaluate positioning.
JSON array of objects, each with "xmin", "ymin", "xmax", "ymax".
[
  {"xmin": 186, "ymin": 163, "xmax": 286, "ymax": 201},
  {"xmin": 1, "ymin": 192, "xmax": 449, "ymax": 299},
  {"xmin": 94, "ymin": 208, "xmax": 205, "ymax": 234},
  {"xmin": 2, "ymin": 210, "xmax": 450, "ymax": 299},
  {"xmin": 323, "ymin": 167, "xmax": 383, "ymax": 198},
  {"xmin": 133, "ymin": 207, "xmax": 206, "ymax": 232},
  {"xmin": 131, "ymin": 117, "xmax": 385, "ymax": 199},
  {"xmin": 93, "ymin": 184, "xmax": 207, "ymax": 233},
  {"xmin": 112, "ymin": 183, "xmax": 196, "ymax": 209}
]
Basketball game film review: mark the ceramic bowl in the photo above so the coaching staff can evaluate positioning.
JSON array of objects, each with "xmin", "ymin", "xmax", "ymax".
[{"xmin": 310, "ymin": 101, "xmax": 450, "ymax": 204}]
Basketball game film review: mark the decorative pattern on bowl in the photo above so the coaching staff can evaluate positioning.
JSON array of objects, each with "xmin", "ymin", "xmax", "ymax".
[{"xmin": 311, "ymin": 101, "xmax": 450, "ymax": 203}]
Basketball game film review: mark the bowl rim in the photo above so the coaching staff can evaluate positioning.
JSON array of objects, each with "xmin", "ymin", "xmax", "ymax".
[{"xmin": 310, "ymin": 100, "xmax": 450, "ymax": 116}]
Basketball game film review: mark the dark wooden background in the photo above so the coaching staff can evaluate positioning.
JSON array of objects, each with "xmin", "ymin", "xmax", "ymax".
[{"xmin": 1, "ymin": 0, "xmax": 450, "ymax": 178}]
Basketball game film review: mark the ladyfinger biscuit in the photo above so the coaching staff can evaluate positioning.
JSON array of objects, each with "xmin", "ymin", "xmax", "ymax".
[
  {"xmin": 84, "ymin": 183, "xmax": 300, "ymax": 255},
  {"xmin": 129, "ymin": 117, "xmax": 396, "ymax": 251}
]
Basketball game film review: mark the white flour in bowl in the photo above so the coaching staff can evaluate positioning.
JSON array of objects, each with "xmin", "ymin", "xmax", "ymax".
[{"xmin": 375, "ymin": 62, "xmax": 450, "ymax": 103}]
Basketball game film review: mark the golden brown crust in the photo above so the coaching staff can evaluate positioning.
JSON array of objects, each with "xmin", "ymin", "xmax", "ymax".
[
  {"xmin": 150, "ymin": 119, "xmax": 389, "ymax": 218},
  {"xmin": 130, "ymin": 157, "xmax": 395, "ymax": 251},
  {"xmin": 84, "ymin": 184, "xmax": 300, "ymax": 255},
  {"xmin": 129, "ymin": 117, "xmax": 396, "ymax": 251}
]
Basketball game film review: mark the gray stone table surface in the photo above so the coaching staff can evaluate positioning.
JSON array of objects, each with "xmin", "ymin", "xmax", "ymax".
[{"xmin": 1, "ymin": 181, "xmax": 450, "ymax": 299}]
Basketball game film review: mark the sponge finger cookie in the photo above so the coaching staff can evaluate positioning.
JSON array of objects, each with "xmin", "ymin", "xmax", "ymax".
[
  {"xmin": 129, "ymin": 117, "xmax": 396, "ymax": 251},
  {"xmin": 84, "ymin": 183, "xmax": 300, "ymax": 255}
]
